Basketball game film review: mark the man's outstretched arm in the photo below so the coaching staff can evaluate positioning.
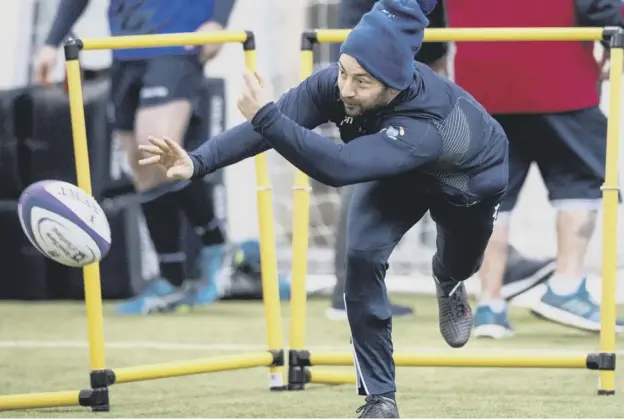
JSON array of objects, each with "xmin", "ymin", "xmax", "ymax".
[
  {"xmin": 189, "ymin": 66, "xmax": 337, "ymax": 178},
  {"xmin": 250, "ymin": 102, "xmax": 442, "ymax": 187}
]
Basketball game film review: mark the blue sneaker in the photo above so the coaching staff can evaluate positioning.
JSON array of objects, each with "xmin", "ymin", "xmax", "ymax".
[
  {"xmin": 149, "ymin": 284, "xmax": 197, "ymax": 313},
  {"xmin": 531, "ymin": 278, "xmax": 624, "ymax": 333},
  {"xmin": 116, "ymin": 278, "xmax": 175, "ymax": 314},
  {"xmin": 473, "ymin": 304, "xmax": 515, "ymax": 339},
  {"xmin": 195, "ymin": 244, "xmax": 226, "ymax": 305},
  {"xmin": 278, "ymin": 274, "xmax": 291, "ymax": 301}
]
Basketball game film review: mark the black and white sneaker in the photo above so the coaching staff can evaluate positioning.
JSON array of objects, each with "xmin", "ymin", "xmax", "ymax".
[
  {"xmin": 435, "ymin": 277, "xmax": 473, "ymax": 348},
  {"xmin": 356, "ymin": 396, "xmax": 399, "ymax": 418}
]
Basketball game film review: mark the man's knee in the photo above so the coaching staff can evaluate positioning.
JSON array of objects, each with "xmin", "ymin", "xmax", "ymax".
[
  {"xmin": 432, "ymin": 252, "xmax": 483, "ymax": 283},
  {"xmin": 344, "ymin": 246, "xmax": 392, "ymax": 322},
  {"xmin": 135, "ymin": 100, "xmax": 193, "ymax": 146},
  {"xmin": 345, "ymin": 247, "xmax": 389, "ymax": 287}
]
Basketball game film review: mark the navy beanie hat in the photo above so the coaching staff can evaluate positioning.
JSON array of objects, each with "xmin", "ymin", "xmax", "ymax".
[{"xmin": 339, "ymin": 0, "xmax": 437, "ymax": 91}]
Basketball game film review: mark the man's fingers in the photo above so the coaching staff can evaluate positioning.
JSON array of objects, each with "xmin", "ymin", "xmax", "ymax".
[
  {"xmin": 148, "ymin": 136, "xmax": 172, "ymax": 154},
  {"xmin": 163, "ymin": 138, "xmax": 186, "ymax": 157},
  {"xmin": 255, "ymin": 72, "xmax": 266, "ymax": 88},
  {"xmin": 138, "ymin": 144, "xmax": 165, "ymax": 155},
  {"xmin": 242, "ymin": 68, "xmax": 254, "ymax": 84},
  {"xmin": 243, "ymin": 68, "xmax": 261, "ymax": 92},
  {"xmin": 138, "ymin": 155, "xmax": 161, "ymax": 166}
]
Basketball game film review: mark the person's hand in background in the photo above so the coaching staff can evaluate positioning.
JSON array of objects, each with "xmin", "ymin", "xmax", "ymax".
[
  {"xmin": 34, "ymin": 45, "xmax": 59, "ymax": 87},
  {"xmin": 598, "ymin": 48, "xmax": 611, "ymax": 81},
  {"xmin": 186, "ymin": 21, "xmax": 226, "ymax": 63}
]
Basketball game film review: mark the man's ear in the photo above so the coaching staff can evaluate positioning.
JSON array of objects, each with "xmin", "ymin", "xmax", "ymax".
[{"xmin": 387, "ymin": 87, "xmax": 401, "ymax": 102}]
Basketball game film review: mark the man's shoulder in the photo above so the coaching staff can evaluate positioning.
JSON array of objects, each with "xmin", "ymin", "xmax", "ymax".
[{"xmin": 377, "ymin": 115, "xmax": 442, "ymax": 152}]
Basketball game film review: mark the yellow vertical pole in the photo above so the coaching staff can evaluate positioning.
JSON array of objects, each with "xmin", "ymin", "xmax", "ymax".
[
  {"xmin": 64, "ymin": 38, "xmax": 109, "ymax": 411},
  {"xmin": 64, "ymin": 40, "xmax": 107, "ymax": 374},
  {"xmin": 598, "ymin": 28, "xmax": 623, "ymax": 396},
  {"xmin": 243, "ymin": 33, "xmax": 286, "ymax": 391},
  {"xmin": 285, "ymin": 33, "xmax": 317, "ymax": 391},
  {"xmin": 289, "ymin": 48, "xmax": 314, "ymax": 352}
]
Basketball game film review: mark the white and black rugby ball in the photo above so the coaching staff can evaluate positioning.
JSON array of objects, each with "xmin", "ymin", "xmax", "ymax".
[{"xmin": 18, "ymin": 180, "xmax": 111, "ymax": 268}]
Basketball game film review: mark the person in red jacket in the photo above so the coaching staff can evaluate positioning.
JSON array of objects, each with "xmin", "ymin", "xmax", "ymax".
[{"xmin": 446, "ymin": 0, "xmax": 624, "ymax": 337}]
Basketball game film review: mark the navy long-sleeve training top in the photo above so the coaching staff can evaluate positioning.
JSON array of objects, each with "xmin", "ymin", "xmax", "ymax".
[{"xmin": 189, "ymin": 63, "xmax": 509, "ymax": 206}]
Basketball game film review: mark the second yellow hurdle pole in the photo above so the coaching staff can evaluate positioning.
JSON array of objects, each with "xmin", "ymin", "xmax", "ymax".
[
  {"xmin": 597, "ymin": 27, "xmax": 624, "ymax": 396},
  {"xmin": 243, "ymin": 34, "xmax": 288, "ymax": 391},
  {"xmin": 64, "ymin": 37, "xmax": 110, "ymax": 412},
  {"xmin": 287, "ymin": 33, "xmax": 315, "ymax": 390}
]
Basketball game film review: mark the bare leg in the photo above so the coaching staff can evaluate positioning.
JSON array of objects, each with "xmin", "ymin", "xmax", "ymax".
[
  {"xmin": 477, "ymin": 213, "xmax": 511, "ymax": 302},
  {"xmin": 473, "ymin": 212, "xmax": 514, "ymax": 339},
  {"xmin": 128, "ymin": 101, "xmax": 193, "ymax": 292},
  {"xmin": 549, "ymin": 206, "xmax": 598, "ymax": 294},
  {"xmin": 529, "ymin": 202, "xmax": 618, "ymax": 332}
]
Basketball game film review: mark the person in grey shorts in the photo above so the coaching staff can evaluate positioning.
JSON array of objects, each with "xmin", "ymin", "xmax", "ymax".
[{"xmin": 34, "ymin": 0, "xmax": 237, "ymax": 314}]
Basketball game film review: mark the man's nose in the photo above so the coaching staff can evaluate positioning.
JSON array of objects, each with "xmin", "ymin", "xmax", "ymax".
[{"xmin": 341, "ymin": 83, "xmax": 356, "ymax": 98}]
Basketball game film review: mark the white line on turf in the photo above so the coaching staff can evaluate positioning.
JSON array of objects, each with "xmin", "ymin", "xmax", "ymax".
[{"xmin": 0, "ymin": 340, "xmax": 621, "ymax": 354}]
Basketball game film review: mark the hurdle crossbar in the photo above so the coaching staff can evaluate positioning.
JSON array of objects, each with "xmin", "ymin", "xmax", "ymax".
[
  {"xmin": 288, "ymin": 26, "xmax": 624, "ymax": 395},
  {"xmin": 0, "ymin": 30, "xmax": 287, "ymax": 413}
]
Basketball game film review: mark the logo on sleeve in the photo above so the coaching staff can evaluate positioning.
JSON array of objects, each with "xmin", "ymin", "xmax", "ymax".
[{"xmin": 381, "ymin": 126, "xmax": 404, "ymax": 140}]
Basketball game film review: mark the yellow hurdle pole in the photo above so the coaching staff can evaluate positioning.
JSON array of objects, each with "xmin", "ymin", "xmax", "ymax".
[
  {"xmin": 113, "ymin": 352, "xmax": 274, "ymax": 384},
  {"xmin": 314, "ymin": 27, "xmax": 608, "ymax": 44},
  {"xmin": 307, "ymin": 369, "xmax": 356, "ymax": 385},
  {"xmin": 0, "ymin": 390, "xmax": 83, "ymax": 412},
  {"xmin": 63, "ymin": 38, "xmax": 110, "ymax": 412},
  {"xmin": 287, "ymin": 35, "xmax": 316, "ymax": 391},
  {"xmin": 310, "ymin": 351, "xmax": 593, "ymax": 369},
  {"xmin": 80, "ymin": 31, "xmax": 249, "ymax": 50},
  {"xmin": 598, "ymin": 28, "xmax": 624, "ymax": 396},
  {"xmin": 243, "ymin": 33, "xmax": 287, "ymax": 391}
]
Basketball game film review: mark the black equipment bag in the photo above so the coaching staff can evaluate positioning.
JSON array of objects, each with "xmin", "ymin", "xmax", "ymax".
[{"xmin": 0, "ymin": 200, "xmax": 49, "ymax": 300}]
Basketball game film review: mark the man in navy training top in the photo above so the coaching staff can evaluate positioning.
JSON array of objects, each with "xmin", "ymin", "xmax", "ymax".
[
  {"xmin": 139, "ymin": 0, "xmax": 509, "ymax": 416},
  {"xmin": 35, "ymin": 0, "xmax": 237, "ymax": 314},
  {"xmin": 326, "ymin": 0, "xmax": 450, "ymax": 322}
]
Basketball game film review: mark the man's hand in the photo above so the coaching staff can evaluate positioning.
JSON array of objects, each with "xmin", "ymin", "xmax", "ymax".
[
  {"xmin": 237, "ymin": 69, "xmax": 272, "ymax": 121},
  {"xmin": 599, "ymin": 48, "xmax": 610, "ymax": 82},
  {"xmin": 186, "ymin": 21, "xmax": 226, "ymax": 63},
  {"xmin": 138, "ymin": 136, "xmax": 194, "ymax": 180}
]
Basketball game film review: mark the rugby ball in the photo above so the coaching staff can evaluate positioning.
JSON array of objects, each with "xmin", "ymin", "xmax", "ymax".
[{"xmin": 17, "ymin": 180, "xmax": 111, "ymax": 268}]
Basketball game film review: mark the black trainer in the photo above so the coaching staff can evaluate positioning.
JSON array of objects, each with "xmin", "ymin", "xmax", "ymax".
[
  {"xmin": 356, "ymin": 396, "xmax": 400, "ymax": 418},
  {"xmin": 435, "ymin": 277, "xmax": 473, "ymax": 348}
]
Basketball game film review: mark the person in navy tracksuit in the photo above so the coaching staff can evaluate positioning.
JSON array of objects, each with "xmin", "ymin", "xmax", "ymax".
[
  {"xmin": 35, "ymin": 0, "xmax": 237, "ymax": 314},
  {"xmin": 326, "ymin": 0, "xmax": 449, "ymax": 321},
  {"xmin": 140, "ymin": 0, "xmax": 509, "ymax": 416}
]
